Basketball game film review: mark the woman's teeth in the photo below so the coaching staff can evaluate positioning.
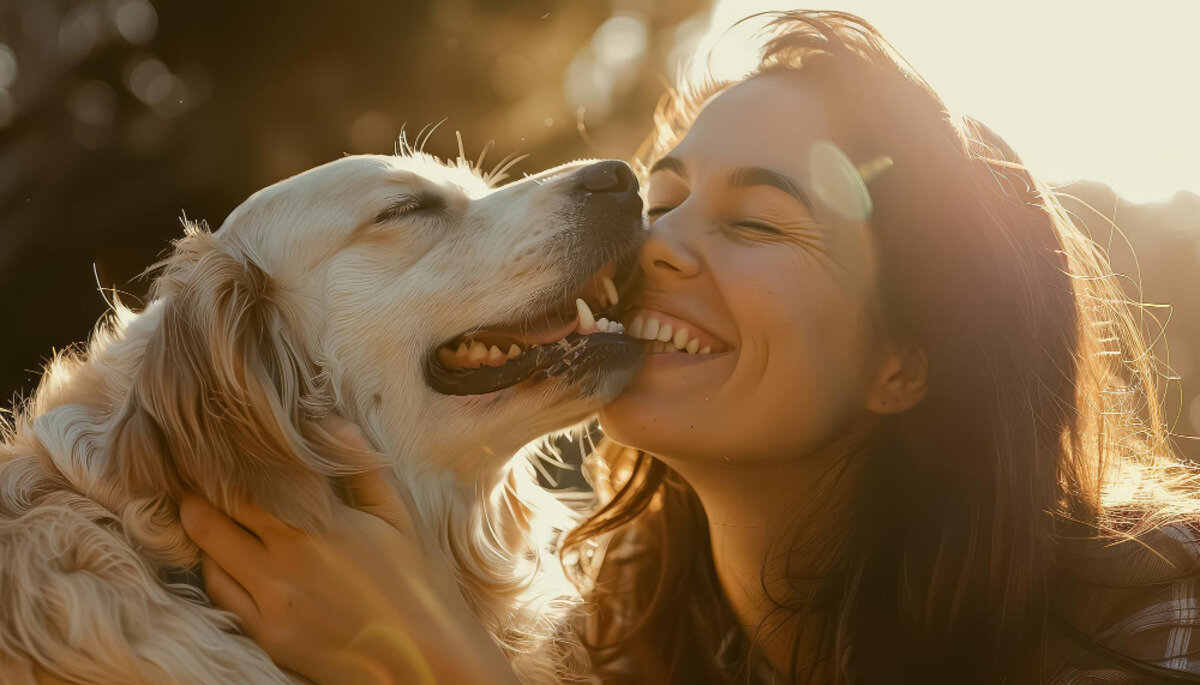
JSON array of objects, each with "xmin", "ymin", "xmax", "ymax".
[
  {"xmin": 627, "ymin": 314, "xmax": 713, "ymax": 355},
  {"xmin": 436, "ymin": 277, "xmax": 725, "ymax": 370}
]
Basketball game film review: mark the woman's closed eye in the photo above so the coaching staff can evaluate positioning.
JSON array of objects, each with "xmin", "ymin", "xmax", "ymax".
[{"xmin": 731, "ymin": 219, "xmax": 783, "ymax": 235}]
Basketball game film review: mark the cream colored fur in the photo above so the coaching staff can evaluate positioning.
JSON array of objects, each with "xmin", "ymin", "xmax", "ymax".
[{"xmin": 0, "ymin": 153, "xmax": 632, "ymax": 683}]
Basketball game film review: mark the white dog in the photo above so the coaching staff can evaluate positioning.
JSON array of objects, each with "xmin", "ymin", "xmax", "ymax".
[{"xmin": 0, "ymin": 151, "xmax": 644, "ymax": 683}]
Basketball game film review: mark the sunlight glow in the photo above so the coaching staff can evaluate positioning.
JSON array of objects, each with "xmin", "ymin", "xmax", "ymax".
[{"xmin": 700, "ymin": 1, "xmax": 1200, "ymax": 202}]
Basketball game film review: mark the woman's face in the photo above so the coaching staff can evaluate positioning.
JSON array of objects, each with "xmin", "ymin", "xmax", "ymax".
[{"xmin": 601, "ymin": 73, "xmax": 908, "ymax": 465}]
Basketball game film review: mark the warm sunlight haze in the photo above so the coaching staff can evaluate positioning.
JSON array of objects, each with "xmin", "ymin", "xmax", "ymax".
[{"xmin": 702, "ymin": 0, "xmax": 1200, "ymax": 202}]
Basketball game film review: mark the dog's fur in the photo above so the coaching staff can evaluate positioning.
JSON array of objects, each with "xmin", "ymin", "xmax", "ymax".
[{"xmin": 0, "ymin": 152, "xmax": 641, "ymax": 683}]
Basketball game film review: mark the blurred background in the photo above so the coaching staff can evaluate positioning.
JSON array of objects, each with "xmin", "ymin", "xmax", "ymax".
[{"xmin": 1, "ymin": 0, "xmax": 1197, "ymax": 473}]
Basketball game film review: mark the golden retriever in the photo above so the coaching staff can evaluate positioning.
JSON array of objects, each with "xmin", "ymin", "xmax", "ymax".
[{"xmin": 0, "ymin": 151, "xmax": 644, "ymax": 683}]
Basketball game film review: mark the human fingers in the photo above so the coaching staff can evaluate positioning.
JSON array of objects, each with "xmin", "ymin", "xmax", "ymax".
[
  {"xmin": 180, "ymin": 495, "xmax": 271, "ymax": 590},
  {"xmin": 200, "ymin": 554, "xmax": 261, "ymax": 633},
  {"xmin": 341, "ymin": 467, "xmax": 419, "ymax": 538}
]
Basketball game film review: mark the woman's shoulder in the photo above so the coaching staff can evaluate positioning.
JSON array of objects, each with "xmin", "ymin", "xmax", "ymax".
[{"xmin": 1047, "ymin": 519, "xmax": 1200, "ymax": 682}]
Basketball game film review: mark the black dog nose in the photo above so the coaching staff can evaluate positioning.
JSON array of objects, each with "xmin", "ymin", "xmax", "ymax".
[{"xmin": 578, "ymin": 160, "xmax": 637, "ymax": 195}]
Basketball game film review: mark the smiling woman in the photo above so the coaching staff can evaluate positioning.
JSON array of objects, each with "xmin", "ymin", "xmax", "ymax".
[{"xmin": 564, "ymin": 10, "xmax": 1200, "ymax": 684}]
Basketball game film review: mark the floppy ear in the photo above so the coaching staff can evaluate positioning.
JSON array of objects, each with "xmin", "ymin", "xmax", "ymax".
[{"xmin": 110, "ymin": 225, "xmax": 375, "ymax": 537}]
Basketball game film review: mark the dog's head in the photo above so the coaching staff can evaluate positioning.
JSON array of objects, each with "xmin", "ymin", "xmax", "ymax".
[{"xmin": 112, "ymin": 153, "xmax": 642, "ymax": 528}]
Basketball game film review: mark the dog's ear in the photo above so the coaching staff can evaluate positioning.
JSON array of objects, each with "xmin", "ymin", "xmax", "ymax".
[{"xmin": 110, "ymin": 225, "xmax": 374, "ymax": 534}]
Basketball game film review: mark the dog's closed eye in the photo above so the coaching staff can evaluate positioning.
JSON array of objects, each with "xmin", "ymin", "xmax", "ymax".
[{"xmin": 372, "ymin": 191, "xmax": 448, "ymax": 225}]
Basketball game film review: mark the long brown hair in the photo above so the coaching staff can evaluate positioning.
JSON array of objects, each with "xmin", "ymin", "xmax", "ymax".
[{"xmin": 563, "ymin": 10, "xmax": 1200, "ymax": 684}]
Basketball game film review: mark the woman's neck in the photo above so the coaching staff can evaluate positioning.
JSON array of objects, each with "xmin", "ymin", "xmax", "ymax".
[{"xmin": 660, "ymin": 423, "xmax": 873, "ymax": 673}]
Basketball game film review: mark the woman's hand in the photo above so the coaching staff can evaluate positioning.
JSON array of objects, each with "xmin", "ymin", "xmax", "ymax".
[{"xmin": 179, "ymin": 417, "xmax": 517, "ymax": 685}]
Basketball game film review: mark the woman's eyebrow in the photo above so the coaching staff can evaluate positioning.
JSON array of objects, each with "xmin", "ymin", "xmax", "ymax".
[
  {"xmin": 648, "ymin": 155, "xmax": 688, "ymax": 180},
  {"xmin": 729, "ymin": 166, "xmax": 814, "ymax": 211}
]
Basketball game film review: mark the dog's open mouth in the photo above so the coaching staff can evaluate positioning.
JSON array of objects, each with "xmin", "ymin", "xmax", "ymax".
[{"xmin": 424, "ymin": 257, "xmax": 642, "ymax": 396}]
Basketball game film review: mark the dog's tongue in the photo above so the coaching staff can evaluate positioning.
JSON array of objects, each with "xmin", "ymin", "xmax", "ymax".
[{"xmin": 425, "ymin": 332, "xmax": 635, "ymax": 396}]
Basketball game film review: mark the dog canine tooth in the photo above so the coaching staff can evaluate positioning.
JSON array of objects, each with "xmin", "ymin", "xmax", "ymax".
[
  {"xmin": 686, "ymin": 338, "xmax": 700, "ymax": 354},
  {"xmin": 601, "ymin": 276, "xmax": 619, "ymax": 305},
  {"xmin": 673, "ymin": 328, "xmax": 689, "ymax": 349},
  {"xmin": 656, "ymin": 323, "xmax": 673, "ymax": 343},
  {"xmin": 642, "ymin": 317, "xmax": 659, "ymax": 340},
  {"xmin": 507, "ymin": 344, "xmax": 522, "ymax": 359},
  {"xmin": 575, "ymin": 298, "xmax": 595, "ymax": 331},
  {"xmin": 629, "ymin": 316, "xmax": 644, "ymax": 338}
]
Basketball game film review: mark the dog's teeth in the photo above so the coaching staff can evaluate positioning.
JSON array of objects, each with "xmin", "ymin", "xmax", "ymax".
[
  {"xmin": 629, "ymin": 316, "xmax": 644, "ymax": 338},
  {"xmin": 438, "ymin": 347, "xmax": 459, "ymax": 366},
  {"xmin": 488, "ymin": 345, "xmax": 504, "ymax": 363},
  {"xmin": 601, "ymin": 276, "xmax": 619, "ymax": 305},
  {"xmin": 642, "ymin": 317, "xmax": 659, "ymax": 340},
  {"xmin": 700, "ymin": 345, "xmax": 711, "ymax": 354},
  {"xmin": 456, "ymin": 342, "xmax": 469, "ymax": 358},
  {"xmin": 657, "ymin": 323, "xmax": 673, "ymax": 343},
  {"xmin": 576, "ymin": 298, "xmax": 595, "ymax": 331},
  {"xmin": 616, "ymin": 323, "xmax": 625, "ymax": 334},
  {"xmin": 597, "ymin": 317, "xmax": 610, "ymax": 332},
  {"xmin": 507, "ymin": 344, "xmax": 522, "ymax": 359},
  {"xmin": 686, "ymin": 338, "xmax": 700, "ymax": 354},
  {"xmin": 468, "ymin": 341, "xmax": 488, "ymax": 363},
  {"xmin": 673, "ymin": 328, "xmax": 689, "ymax": 349}
]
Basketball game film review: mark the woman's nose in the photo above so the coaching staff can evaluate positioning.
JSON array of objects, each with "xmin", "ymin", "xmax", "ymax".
[{"xmin": 638, "ymin": 219, "xmax": 701, "ymax": 280}]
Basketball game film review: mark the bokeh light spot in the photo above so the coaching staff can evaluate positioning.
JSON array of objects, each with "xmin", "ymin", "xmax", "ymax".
[
  {"xmin": 0, "ymin": 44, "xmax": 17, "ymax": 89},
  {"xmin": 111, "ymin": 0, "xmax": 158, "ymax": 45},
  {"xmin": 591, "ymin": 14, "xmax": 647, "ymax": 67},
  {"xmin": 69, "ymin": 80, "xmax": 118, "ymax": 127}
]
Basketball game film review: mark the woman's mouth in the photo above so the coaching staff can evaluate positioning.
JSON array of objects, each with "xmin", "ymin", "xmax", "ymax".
[{"xmin": 621, "ymin": 308, "xmax": 731, "ymax": 356}]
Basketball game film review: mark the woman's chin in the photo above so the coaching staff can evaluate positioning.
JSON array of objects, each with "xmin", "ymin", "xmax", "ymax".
[
  {"xmin": 599, "ymin": 391, "xmax": 666, "ymax": 451},
  {"xmin": 599, "ymin": 348, "xmax": 735, "ymax": 449}
]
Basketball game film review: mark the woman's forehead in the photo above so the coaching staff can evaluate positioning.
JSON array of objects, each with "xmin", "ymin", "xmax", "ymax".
[{"xmin": 670, "ymin": 74, "xmax": 830, "ymax": 174}]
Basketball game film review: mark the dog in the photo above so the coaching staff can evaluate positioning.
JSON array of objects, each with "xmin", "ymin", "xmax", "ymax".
[{"xmin": 0, "ymin": 150, "xmax": 644, "ymax": 683}]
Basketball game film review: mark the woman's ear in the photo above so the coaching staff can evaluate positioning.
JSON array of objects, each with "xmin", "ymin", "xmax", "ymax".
[
  {"xmin": 109, "ymin": 226, "xmax": 374, "ymax": 536},
  {"xmin": 866, "ymin": 342, "xmax": 928, "ymax": 415}
]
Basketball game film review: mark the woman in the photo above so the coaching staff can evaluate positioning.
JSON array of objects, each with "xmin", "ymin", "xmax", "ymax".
[{"xmin": 181, "ymin": 11, "xmax": 1200, "ymax": 683}]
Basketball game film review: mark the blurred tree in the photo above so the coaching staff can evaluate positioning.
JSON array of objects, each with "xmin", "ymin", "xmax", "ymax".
[{"xmin": 0, "ymin": 0, "xmax": 709, "ymax": 406}]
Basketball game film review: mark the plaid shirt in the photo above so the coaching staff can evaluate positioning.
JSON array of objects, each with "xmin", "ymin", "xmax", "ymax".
[{"xmin": 1043, "ymin": 521, "xmax": 1200, "ymax": 683}]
